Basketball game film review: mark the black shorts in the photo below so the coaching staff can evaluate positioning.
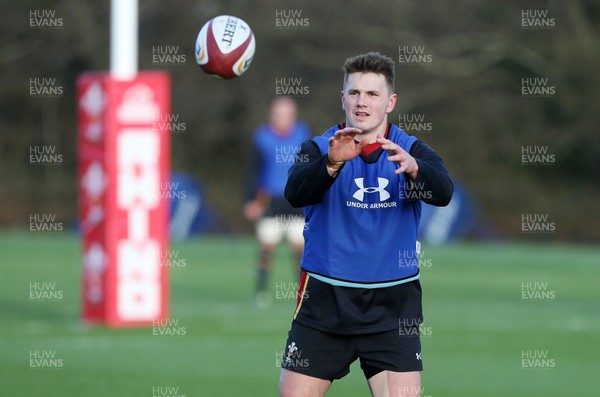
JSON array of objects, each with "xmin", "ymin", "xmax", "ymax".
[
  {"xmin": 265, "ymin": 197, "xmax": 304, "ymax": 217},
  {"xmin": 293, "ymin": 271, "xmax": 423, "ymax": 335},
  {"xmin": 281, "ymin": 320, "xmax": 423, "ymax": 381}
]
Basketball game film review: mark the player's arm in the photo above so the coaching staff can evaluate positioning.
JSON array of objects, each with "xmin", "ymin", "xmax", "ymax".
[
  {"xmin": 408, "ymin": 140, "xmax": 454, "ymax": 206},
  {"xmin": 243, "ymin": 143, "xmax": 269, "ymax": 220},
  {"xmin": 243, "ymin": 143, "xmax": 261, "ymax": 202},
  {"xmin": 286, "ymin": 128, "xmax": 367, "ymax": 207},
  {"xmin": 285, "ymin": 140, "xmax": 337, "ymax": 208},
  {"xmin": 377, "ymin": 135, "xmax": 453, "ymax": 207}
]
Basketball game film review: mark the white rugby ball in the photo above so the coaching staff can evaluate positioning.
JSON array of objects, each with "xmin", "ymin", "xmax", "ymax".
[{"xmin": 195, "ymin": 15, "xmax": 255, "ymax": 79}]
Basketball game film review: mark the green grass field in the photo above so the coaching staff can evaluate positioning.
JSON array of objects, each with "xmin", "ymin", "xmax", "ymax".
[{"xmin": 1, "ymin": 233, "xmax": 598, "ymax": 396}]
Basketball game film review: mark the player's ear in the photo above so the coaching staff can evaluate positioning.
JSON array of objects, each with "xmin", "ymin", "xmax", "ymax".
[
  {"xmin": 386, "ymin": 93, "xmax": 397, "ymax": 114},
  {"xmin": 340, "ymin": 90, "xmax": 346, "ymax": 111}
]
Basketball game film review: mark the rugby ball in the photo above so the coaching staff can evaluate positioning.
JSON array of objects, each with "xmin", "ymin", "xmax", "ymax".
[{"xmin": 195, "ymin": 15, "xmax": 255, "ymax": 79}]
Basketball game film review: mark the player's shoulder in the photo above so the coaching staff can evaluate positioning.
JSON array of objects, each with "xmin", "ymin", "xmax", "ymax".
[
  {"xmin": 310, "ymin": 124, "xmax": 341, "ymax": 153},
  {"xmin": 294, "ymin": 121, "xmax": 311, "ymax": 135},
  {"xmin": 253, "ymin": 124, "xmax": 269, "ymax": 137},
  {"xmin": 289, "ymin": 122, "xmax": 312, "ymax": 143},
  {"xmin": 388, "ymin": 123, "xmax": 418, "ymax": 149},
  {"xmin": 253, "ymin": 124, "xmax": 278, "ymax": 146},
  {"xmin": 320, "ymin": 124, "xmax": 342, "ymax": 139},
  {"xmin": 388, "ymin": 123, "xmax": 413, "ymax": 140}
]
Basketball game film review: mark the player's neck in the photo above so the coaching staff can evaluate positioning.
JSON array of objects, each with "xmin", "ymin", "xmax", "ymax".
[{"xmin": 272, "ymin": 124, "xmax": 294, "ymax": 136}]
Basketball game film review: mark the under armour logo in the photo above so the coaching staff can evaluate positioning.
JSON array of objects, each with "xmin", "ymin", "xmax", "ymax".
[
  {"xmin": 353, "ymin": 178, "xmax": 390, "ymax": 202},
  {"xmin": 416, "ymin": 352, "xmax": 421, "ymax": 360}
]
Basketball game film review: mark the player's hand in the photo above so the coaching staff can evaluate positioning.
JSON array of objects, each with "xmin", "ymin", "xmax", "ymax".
[
  {"xmin": 243, "ymin": 200, "xmax": 265, "ymax": 221},
  {"xmin": 376, "ymin": 134, "xmax": 419, "ymax": 179},
  {"xmin": 327, "ymin": 128, "xmax": 369, "ymax": 163}
]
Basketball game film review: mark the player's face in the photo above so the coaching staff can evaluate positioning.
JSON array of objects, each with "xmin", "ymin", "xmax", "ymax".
[
  {"xmin": 270, "ymin": 98, "xmax": 297, "ymax": 135},
  {"xmin": 341, "ymin": 72, "xmax": 396, "ymax": 136}
]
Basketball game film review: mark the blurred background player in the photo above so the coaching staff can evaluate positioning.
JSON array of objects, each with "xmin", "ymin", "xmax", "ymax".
[{"xmin": 244, "ymin": 97, "xmax": 311, "ymax": 307}]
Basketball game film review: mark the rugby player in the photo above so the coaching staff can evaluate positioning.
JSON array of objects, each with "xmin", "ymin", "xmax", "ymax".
[
  {"xmin": 279, "ymin": 52, "xmax": 453, "ymax": 397},
  {"xmin": 244, "ymin": 97, "xmax": 311, "ymax": 307}
]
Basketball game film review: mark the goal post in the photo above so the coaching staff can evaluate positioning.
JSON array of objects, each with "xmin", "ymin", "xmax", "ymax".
[{"xmin": 77, "ymin": 0, "xmax": 171, "ymax": 327}]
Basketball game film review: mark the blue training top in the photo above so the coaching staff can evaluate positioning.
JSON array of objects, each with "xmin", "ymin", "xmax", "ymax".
[
  {"xmin": 254, "ymin": 122, "xmax": 311, "ymax": 198},
  {"xmin": 301, "ymin": 124, "xmax": 421, "ymax": 287}
]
